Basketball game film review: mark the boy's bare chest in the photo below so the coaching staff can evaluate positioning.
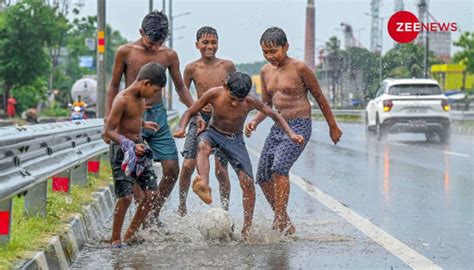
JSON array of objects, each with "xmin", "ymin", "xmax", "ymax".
[
  {"xmin": 193, "ymin": 67, "xmax": 228, "ymax": 93},
  {"xmin": 125, "ymin": 51, "xmax": 168, "ymax": 72},
  {"xmin": 264, "ymin": 71, "xmax": 305, "ymax": 96}
]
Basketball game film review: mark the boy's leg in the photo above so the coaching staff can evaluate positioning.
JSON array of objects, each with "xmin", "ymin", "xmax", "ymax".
[
  {"xmin": 177, "ymin": 117, "xmax": 199, "ymax": 216},
  {"xmin": 124, "ymin": 190, "xmax": 157, "ymax": 243},
  {"xmin": 151, "ymin": 159, "xmax": 179, "ymax": 221},
  {"xmin": 259, "ymin": 180, "xmax": 275, "ymax": 211},
  {"xmin": 178, "ymin": 158, "xmax": 196, "ymax": 216},
  {"xmin": 132, "ymin": 182, "xmax": 144, "ymax": 204},
  {"xmin": 273, "ymin": 174, "xmax": 294, "ymax": 234},
  {"xmin": 214, "ymin": 155, "xmax": 230, "ymax": 210},
  {"xmin": 193, "ymin": 140, "xmax": 213, "ymax": 204},
  {"xmin": 238, "ymin": 171, "xmax": 255, "ymax": 240},
  {"xmin": 111, "ymin": 195, "xmax": 132, "ymax": 245}
]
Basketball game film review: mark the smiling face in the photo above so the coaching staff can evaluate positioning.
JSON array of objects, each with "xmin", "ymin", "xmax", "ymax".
[
  {"xmin": 196, "ymin": 33, "xmax": 218, "ymax": 59},
  {"xmin": 260, "ymin": 42, "xmax": 289, "ymax": 66}
]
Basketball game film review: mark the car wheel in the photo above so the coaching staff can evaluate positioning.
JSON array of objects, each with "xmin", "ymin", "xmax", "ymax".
[
  {"xmin": 366, "ymin": 114, "xmax": 376, "ymax": 136},
  {"xmin": 425, "ymin": 132, "xmax": 437, "ymax": 142},
  {"xmin": 439, "ymin": 128, "xmax": 451, "ymax": 144},
  {"xmin": 376, "ymin": 115, "xmax": 386, "ymax": 141}
]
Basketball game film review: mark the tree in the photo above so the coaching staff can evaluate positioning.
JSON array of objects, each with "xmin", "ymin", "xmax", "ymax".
[
  {"xmin": 0, "ymin": 0, "xmax": 60, "ymax": 112},
  {"xmin": 325, "ymin": 36, "xmax": 344, "ymax": 105},
  {"xmin": 345, "ymin": 47, "xmax": 380, "ymax": 97},
  {"xmin": 382, "ymin": 43, "xmax": 442, "ymax": 79},
  {"xmin": 235, "ymin": 60, "xmax": 267, "ymax": 76},
  {"xmin": 453, "ymin": 32, "xmax": 474, "ymax": 74}
]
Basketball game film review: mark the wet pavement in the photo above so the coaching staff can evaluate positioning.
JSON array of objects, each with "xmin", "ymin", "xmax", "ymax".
[{"xmin": 72, "ymin": 119, "xmax": 473, "ymax": 269}]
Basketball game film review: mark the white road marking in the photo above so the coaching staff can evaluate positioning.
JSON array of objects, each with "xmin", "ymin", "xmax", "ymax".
[
  {"xmin": 247, "ymin": 145, "xmax": 442, "ymax": 270},
  {"xmin": 442, "ymin": 151, "xmax": 470, "ymax": 158}
]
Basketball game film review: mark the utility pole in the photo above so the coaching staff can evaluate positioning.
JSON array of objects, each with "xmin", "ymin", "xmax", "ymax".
[
  {"xmin": 167, "ymin": 0, "xmax": 173, "ymax": 110},
  {"xmin": 97, "ymin": 0, "xmax": 106, "ymax": 118},
  {"xmin": 379, "ymin": 17, "xmax": 384, "ymax": 82},
  {"xmin": 149, "ymin": 0, "xmax": 153, "ymax": 12}
]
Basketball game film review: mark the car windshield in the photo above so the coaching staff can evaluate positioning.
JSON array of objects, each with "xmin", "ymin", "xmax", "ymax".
[{"xmin": 388, "ymin": 84, "xmax": 442, "ymax": 96}]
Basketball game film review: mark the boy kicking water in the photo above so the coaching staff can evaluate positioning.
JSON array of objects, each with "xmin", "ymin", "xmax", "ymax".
[
  {"xmin": 178, "ymin": 26, "xmax": 235, "ymax": 216},
  {"xmin": 105, "ymin": 63, "xmax": 166, "ymax": 246},
  {"xmin": 174, "ymin": 72, "xmax": 304, "ymax": 239},
  {"xmin": 245, "ymin": 27, "xmax": 342, "ymax": 234}
]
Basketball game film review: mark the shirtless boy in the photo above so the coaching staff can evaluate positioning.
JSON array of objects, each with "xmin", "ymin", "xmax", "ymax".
[
  {"xmin": 174, "ymin": 72, "xmax": 304, "ymax": 239},
  {"xmin": 178, "ymin": 26, "xmax": 235, "ymax": 216},
  {"xmin": 245, "ymin": 27, "xmax": 342, "ymax": 234},
  {"xmin": 105, "ymin": 63, "xmax": 165, "ymax": 246},
  {"xmin": 106, "ymin": 11, "xmax": 202, "ymax": 222}
]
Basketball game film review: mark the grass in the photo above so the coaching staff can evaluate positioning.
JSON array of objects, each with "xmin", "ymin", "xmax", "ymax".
[
  {"xmin": 312, "ymin": 113, "xmax": 362, "ymax": 123},
  {"xmin": 0, "ymin": 161, "xmax": 112, "ymax": 269}
]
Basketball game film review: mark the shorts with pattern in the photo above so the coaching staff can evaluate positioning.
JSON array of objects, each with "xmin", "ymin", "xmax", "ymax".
[{"xmin": 256, "ymin": 118, "xmax": 312, "ymax": 184}]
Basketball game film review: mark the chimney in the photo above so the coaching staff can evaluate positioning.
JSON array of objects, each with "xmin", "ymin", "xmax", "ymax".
[{"xmin": 304, "ymin": 0, "xmax": 315, "ymax": 70}]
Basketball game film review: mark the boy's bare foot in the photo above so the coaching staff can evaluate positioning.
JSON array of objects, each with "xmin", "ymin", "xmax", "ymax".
[
  {"xmin": 241, "ymin": 226, "xmax": 251, "ymax": 241},
  {"xmin": 177, "ymin": 205, "xmax": 187, "ymax": 217},
  {"xmin": 123, "ymin": 234, "xmax": 145, "ymax": 246},
  {"xmin": 192, "ymin": 175, "xmax": 212, "ymax": 204},
  {"xmin": 285, "ymin": 223, "xmax": 296, "ymax": 235}
]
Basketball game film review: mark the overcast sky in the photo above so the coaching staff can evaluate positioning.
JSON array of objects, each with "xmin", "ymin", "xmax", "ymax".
[{"xmin": 75, "ymin": 0, "xmax": 473, "ymax": 65}]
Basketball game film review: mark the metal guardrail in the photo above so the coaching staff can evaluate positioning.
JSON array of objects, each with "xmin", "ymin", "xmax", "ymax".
[
  {"xmin": 0, "ymin": 112, "xmax": 179, "ymax": 245},
  {"xmin": 0, "ymin": 119, "xmax": 108, "ymax": 201},
  {"xmin": 312, "ymin": 109, "xmax": 474, "ymax": 121}
]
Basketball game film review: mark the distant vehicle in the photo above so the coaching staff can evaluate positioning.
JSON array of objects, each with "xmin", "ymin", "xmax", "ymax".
[
  {"xmin": 69, "ymin": 104, "xmax": 87, "ymax": 120},
  {"xmin": 71, "ymin": 76, "xmax": 97, "ymax": 118},
  {"xmin": 365, "ymin": 78, "xmax": 451, "ymax": 143}
]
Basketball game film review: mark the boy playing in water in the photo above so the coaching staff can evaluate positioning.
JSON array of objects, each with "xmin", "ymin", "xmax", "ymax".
[
  {"xmin": 245, "ymin": 27, "xmax": 342, "ymax": 234},
  {"xmin": 105, "ymin": 11, "xmax": 203, "ymax": 222},
  {"xmin": 174, "ymin": 72, "xmax": 304, "ymax": 239},
  {"xmin": 178, "ymin": 26, "xmax": 235, "ymax": 216},
  {"xmin": 105, "ymin": 63, "xmax": 166, "ymax": 246}
]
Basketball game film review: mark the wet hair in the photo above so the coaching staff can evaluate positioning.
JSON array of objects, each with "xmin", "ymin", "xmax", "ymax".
[
  {"xmin": 141, "ymin": 10, "xmax": 169, "ymax": 43},
  {"xmin": 196, "ymin": 26, "xmax": 218, "ymax": 41},
  {"xmin": 226, "ymin": 72, "xmax": 252, "ymax": 98},
  {"xmin": 260, "ymin": 27, "xmax": 288, "ymax": 47},
  {"xmin": 136, "ymin": 62, "xmax": 167, "ymax": 87}
]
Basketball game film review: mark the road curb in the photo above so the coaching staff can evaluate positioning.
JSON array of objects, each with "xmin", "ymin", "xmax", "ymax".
[{"xmin": 19, "ymin": 187, "xmax": 115, "ymax": 270}]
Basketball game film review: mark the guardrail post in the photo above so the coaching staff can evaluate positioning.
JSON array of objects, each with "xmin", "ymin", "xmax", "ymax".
[
  {"xmin": 52, "ymin": 170, "xmax": 71, "ymax": 193},
  {"xmin": 87, "ymin": 156, "xmax": 101, "ymax": 177},
  {"xmin": 0, "ymin": 198, "xmax": 12, "ymax": 245},
  {"xmin": 24, "ymin": 181, "xmax": 47, "ymax": 217},
  {"xmin": 70, "ymin": 162, "xmax": 88, "ymax": 187}
]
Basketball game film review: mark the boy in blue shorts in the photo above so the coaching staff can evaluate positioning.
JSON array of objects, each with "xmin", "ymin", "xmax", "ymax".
[
  {"xmin": 245, "ymin": 27, "xmax": 342, "ymax": 234},
  {"xmin": 174, "ymin": 72, "xmax": 304, "ymax": 239}
]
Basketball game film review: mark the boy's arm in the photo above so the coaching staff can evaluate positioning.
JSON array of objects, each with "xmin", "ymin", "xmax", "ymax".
[
  {"xmin": 104, "ymin": 98, "xmax": 126, "ymax": 145},
  {"xmin": 299, "ymin": 63, "xmax": 342, "ymax": 144},
  {"xmin": 251, "ymin": 97, "xmax": 304, "ymax": 145},
  {"xmin": 245, "ymin": 69, "xmax": 271, "ymax": 135},
  {"xmin": 168, "ymin": 50, "xmax": 195, "ymax": 108},
  {"xmin": 174, "ymin": 90, "xmax": 214, "ymax": 138},
  {"xmin": 105, "ymin": 46, "xmax": 126, "ymax": 120}
]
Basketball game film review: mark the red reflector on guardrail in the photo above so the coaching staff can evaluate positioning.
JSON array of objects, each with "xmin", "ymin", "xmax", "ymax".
[
  {"xmin": 52, "ymin": 176, "xmax": 69, "ymax": 192},
  {"xmin": 88, "ymin": 160, "xmax": 100, "ymax": 173},
  {"xmin": 0, "ymin": 211, "xmax": 10, "ymax": 235}
]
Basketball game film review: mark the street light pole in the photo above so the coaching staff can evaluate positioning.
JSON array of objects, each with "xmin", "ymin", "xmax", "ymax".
[
  {"xmin": 167, "ymin": 0, "xmax": 173, "ymax": 111},
  {"xmin": 379, "ymin": 17, "xmax": 384, "ymax": 83},
  {"xmin": 97, "ymin": 0, "xmax": 106, "ymax": 118},
  {"xmin": 149, "ymin": 0, "xmax": 153, "ymax": 12}
]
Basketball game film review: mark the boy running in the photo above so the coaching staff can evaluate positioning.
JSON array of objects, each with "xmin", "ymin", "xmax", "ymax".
[
  {"xmin": 105, "ymin": 11, "xmax": 203, "ymax": 222},
  {"xmin": 174, "ymin": 72, "xmax": 304, "ymax": 239},
  {"xmin": 105, "ymin": 63, "xmax": 165, "ymax": 246},
  {"xmin": 245, "ymin": 27, "xmax": 342, "ymax": 234},
  {"xmin": 178, "ymin": 26, "xmax": 235, "ymax": 216}
]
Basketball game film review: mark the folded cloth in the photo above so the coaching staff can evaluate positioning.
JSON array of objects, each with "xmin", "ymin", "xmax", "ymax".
[{"xmin": 119, "ymin": 135, "xmax": 153, "ymax": 177}]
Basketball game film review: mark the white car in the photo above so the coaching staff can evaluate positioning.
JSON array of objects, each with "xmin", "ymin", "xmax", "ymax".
[{"xmin": 365, "ymin": 79, "xmax": 451, "ymax": 142}]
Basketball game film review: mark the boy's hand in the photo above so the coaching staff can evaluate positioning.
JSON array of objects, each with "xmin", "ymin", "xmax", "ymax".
[
  {"xmin": 196, "ymin": 116, "xmax": 207, "ymax": 135},
  {"xmin": 143, "ymin": 121, "xmax": 159, "ymax": 131},
  {"xmin": 173, "ymin": 128, "xmax": 186, "ymax": 138},
  {"xmin": 135, "ymin": 144, "xmax": 146, "ymax": 157},
  {"xmin": 290, "ymin": 133, "xmax": 305, "ymax": 146},
  {"xmin": 330, "ymin": 125, "xmax": 342, "ymax": 144},
  {"xmin": 244, "ymin": 120, "xmax": 258, "ymax": 137},
  {"xmin": 202, "ymin": 104, "xmax": 213, "ymax": 113}
]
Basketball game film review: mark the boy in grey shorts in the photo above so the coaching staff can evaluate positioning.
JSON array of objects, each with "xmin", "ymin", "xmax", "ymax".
[{"xmin": 174, "ymin": 72, "xmax": 304, "ymax": 239}]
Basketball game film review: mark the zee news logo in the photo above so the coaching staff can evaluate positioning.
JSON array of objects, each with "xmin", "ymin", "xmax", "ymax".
[{"xmin": 388, "ymin": 11, "xmax": 458, "ymax": 43}]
